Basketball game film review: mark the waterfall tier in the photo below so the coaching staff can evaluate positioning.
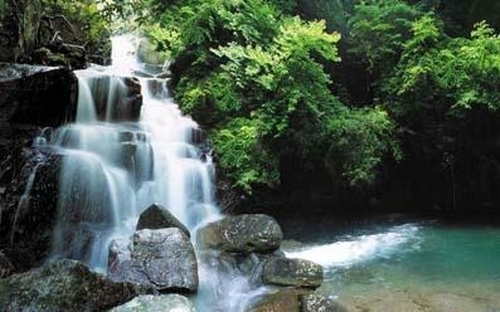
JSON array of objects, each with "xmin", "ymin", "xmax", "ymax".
[{"xmin": 47, "ymin": 35, "xmax": 220, "ymax": 271}]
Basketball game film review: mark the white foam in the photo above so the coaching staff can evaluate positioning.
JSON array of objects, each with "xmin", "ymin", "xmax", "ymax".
[{"xmin": 284, "ymin": 224, "xmax": 421, "ymax": 269}]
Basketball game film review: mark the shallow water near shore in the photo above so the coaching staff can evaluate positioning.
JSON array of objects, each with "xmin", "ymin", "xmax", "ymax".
[{"xmin": 282, "ymin": 216, "xmax": 500, "ymax": 311}]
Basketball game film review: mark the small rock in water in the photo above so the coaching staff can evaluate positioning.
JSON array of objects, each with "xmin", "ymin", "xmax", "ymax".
[
  {"xmin": 136, "ymin": 203, "xmax": 190, "ymax": 237},
  {"xmin": 299, "ymin": 293, "xmax": 350, "ymax": 312},
  {"xmin": 246, "ymin": 288, "xmax": 300, "ymax": 312},
  {"xmin": 261, "ymin": 256, "xmax": 323, "ymax": 289},
  {"xmin": 109, "ymin": 294, "xmax": 197, "ymax": 312}
]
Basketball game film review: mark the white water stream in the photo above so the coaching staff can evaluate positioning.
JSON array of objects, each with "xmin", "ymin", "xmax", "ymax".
[{"xmin": 49, "ymin": 35, "xmax": 220, "ymax": 272}]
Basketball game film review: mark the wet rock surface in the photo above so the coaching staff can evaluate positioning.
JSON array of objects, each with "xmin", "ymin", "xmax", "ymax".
[
  {"xmin": 197, "ymin": 214, "xmax": 283, "ymax": 253},
  {"xmin": 0, "ymin": 252, "xmax": 14, "ymax": 278},
  {"xmin": 0, "ymin": 64, "xmax": 78, "ymax": 271},
  {"xmin": 109, "ymin": 228, "xmax": 198, "ymax": 294},
  {"xmin": 0, "ymin": 146, "xmax": 64, "ymax": 272},
  {"xmin": 77, "ymin": 72, "xmax": 142, "ymax": 122},
  {"xmin": 0, "ymin": 259, "xmax": 155, "ymax": 311},
  {"xmin": 246, "ymin": 288, "xmax": 301, "ymax": 312},
  {"xmin": 109, "ymin": 294, "xmax": 197, "ymax": 312},
  {"xmin": 136, "ymin": 203, "xmax": 190, "ymax": 237},
  {"xmin": 262, "ymin": 257, "xmax": 323, "ymax": 289},
  {"xmin": 299, "ymin": 293, "xmax": 350, "ymax": 312}
]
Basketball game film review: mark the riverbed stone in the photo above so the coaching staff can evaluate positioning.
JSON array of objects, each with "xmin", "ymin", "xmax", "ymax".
[
  {"xmin": 246, "ymin": 288, "xmax": 300, "ymax": 312},
  {"xmin": 109, "ymin": 228, "xmax": 198, "ymax": 293},
  {"xmin": 136, "ymin": 203, "xmax": 190, "ymax": 237},
  {"xmin": 299, "ymin": 293, "xmax": 350, "ymax": 312},
  {"xmin": 109, "ymin": 294, "xmax": 197, "ymax": 312},
  {"xmin": 0, "ymin": 259, "xmax": 155, "ymax": 311},
  {"xmin": 262, "ymin": 257, "xmax": 323, "ymax": 289},
  {"xmin": 197, "ymin": 214, "xmax": 283, "ymax": 253}
]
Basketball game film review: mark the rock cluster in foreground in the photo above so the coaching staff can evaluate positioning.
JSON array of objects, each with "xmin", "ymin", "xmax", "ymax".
[
  {"xmin": 196, "ymin": 213, "xmax": 347, "ymax": 312},
  {"xmin": 0, "ymin": 202, "xmax": 347, "ymax": 311}
]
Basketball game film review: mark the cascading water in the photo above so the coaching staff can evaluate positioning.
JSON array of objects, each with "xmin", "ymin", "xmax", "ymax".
[{"xmin": 47, "ymin": 35, "xmax": 220, "ymax": 273}]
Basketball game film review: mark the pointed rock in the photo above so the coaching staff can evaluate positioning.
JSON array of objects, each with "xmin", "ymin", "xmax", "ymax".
[
  {"xmin": 262, "ymin": 257, "xmax": 323, "ymax": 289},
  {"xmin": 136, "ymin": 203, "xmax": 190, "ymax": 238}
]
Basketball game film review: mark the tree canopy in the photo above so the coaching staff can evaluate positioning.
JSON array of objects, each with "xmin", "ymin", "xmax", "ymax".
[{"xmin": 3, "ymin": 0, "xmax": 500, "ymax": 212}]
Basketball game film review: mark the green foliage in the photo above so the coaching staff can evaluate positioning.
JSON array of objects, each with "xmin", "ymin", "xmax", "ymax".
[
  {"xmin": 325, "ymin": 106, "xmax": 401, "ymax": 186},
  {"xmin": 0, "ymin": 0, "xmax": 6, "ymax": 18},
  {"xmin": 39, "ymin": 0, "xmax": 109, "ymax": 42},
  {"xmin": 296, "ymin": 0, "xmax": 354, "ymax": 33},
  {"xmin": 211, "ymin": 118, "xmax": 279, "ymax": 193},
  {"xmin": 348, "ymin": 0, "xmax": 422, "ymax": 76},
  {"xmin": 387, "ymin": 17, "xmax": 500, "ymax": 115},
  {"xmin": 147, "ymin": 0, "xmax": 400, "ymax": 193}
]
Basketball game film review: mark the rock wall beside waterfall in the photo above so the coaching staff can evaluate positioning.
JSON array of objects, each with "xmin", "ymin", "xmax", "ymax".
[
  {"xmin": 0, "ymin": 64, "xmax": 78, "ymax": 272},
  {"xmin": 0, "ymin": 63, "xmax": 78, "ymax": 126}
]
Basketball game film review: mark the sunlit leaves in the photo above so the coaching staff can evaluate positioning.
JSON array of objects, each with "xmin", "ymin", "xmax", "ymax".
[
  {"xmin": 211, "ymin": 118, "xmax": 279, "ymax": 193},
  {"xmin": 151, "ymin": 0, "xmax": 399, "ymax": 192},
  {"xmin": 389, "ymin": 16, "xmax": 500, "ymax": 115}
]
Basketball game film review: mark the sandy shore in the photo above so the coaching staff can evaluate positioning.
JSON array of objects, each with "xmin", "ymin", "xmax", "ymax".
[{"xmin": 337, "ymin": 286, "xmax": 500, "ymax": 312}]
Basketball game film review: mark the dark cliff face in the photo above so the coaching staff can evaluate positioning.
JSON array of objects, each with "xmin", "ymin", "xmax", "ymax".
[
  {"xmin": 0, "ymin": 63, "xmax": 78, "ymax": 272},
  {"xmin": 0, "ymin": 63, "xmax": 78, "ymax": 126}
]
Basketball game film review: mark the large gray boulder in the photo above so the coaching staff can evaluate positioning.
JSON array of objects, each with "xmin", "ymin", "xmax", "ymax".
[
  {"xmin": 0, "ymin": 259, "xmax": 155, "ymax": 311},
  {"xmin": 109, "ymin": 228, "xmax": 198, "ymax": 293},
  {"xmin": 108, "ymin": 238, "xmax": 132, "ymax": 274},
  {"xmin": 262, "ymin": 257, "xmax": 323, "ymax": 289},
  {"xmin": 197, "ymin": 214, "xmax": 283, "ymax": 253},
  {"xmin": 136, "ymin": 203, "xmax": 190, "ymax": 237},
  {"xmin": 109, "ymin": 294, "xmax": 197, "ymax": 312}
]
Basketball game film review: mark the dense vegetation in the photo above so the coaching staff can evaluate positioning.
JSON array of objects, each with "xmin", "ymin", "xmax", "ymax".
[
  {"xmin": 137, "ymin": 0, "xmax": 500, "ymax": 213},
  {"xmin": 139, "ymin": 0, "xmax": 401, "ymax": 197},
  {"xmin": 2, "ymin": 0, "xmax": 500, "ymax": 214},
  {"xmin": 0, "ymin": 0, "xmax": 115, "ymax": 65}
]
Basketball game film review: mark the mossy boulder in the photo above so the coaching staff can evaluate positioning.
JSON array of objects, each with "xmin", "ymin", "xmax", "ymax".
[
  {"xmin": 197, "ymin": 214, "xmax": 283, "ymax": 254},
  {"xmin": 261, "ymin": 257, "xmax": 323, "ymax": 289},
  {"xmin": 0, "ymin": 260, "xmax": 155, "ymax": 311}
]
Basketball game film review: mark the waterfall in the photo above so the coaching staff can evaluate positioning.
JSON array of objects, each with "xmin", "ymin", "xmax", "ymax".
[{"xmin": 49, "ymin": 35, "xmax": 221, "ymax": 272}]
